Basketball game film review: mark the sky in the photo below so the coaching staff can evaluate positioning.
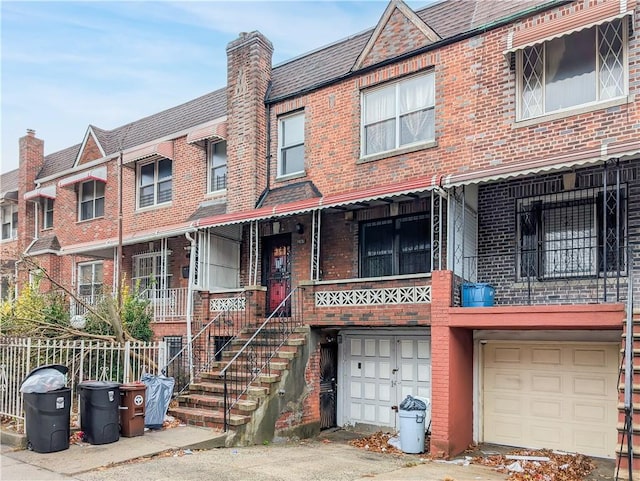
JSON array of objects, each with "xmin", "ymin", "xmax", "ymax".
[{"xmin": 1, "ymin": 0, "xmax": 428, "ymax": 175}]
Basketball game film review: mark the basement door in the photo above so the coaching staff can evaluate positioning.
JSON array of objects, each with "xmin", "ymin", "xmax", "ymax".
[
  {"xmin": 339, "ymin": 333, "xmax": 431, "ymax": 428},
  {"xmin": 482, "ymin": 341, "xmax": 618, "ymax": 458}
]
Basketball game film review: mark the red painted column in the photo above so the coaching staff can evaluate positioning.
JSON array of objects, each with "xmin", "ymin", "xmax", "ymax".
[{"xmin": 430, "ymin": 270, "xmax": 473, "ymax": 457}]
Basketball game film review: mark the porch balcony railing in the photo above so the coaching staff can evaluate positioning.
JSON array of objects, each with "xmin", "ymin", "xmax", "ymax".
[
  {"xmin": 70, "ymin": 294, "xmax": 106, "ymax": 317},
  {"xmin": 160, "ymin": 291, "xmax": 249, "ymax": 395},
  {"xmin": 140, "ymin": 288, "xmax": 189, "ymax": 321},
  {"xmin": 455, "ymin": 244, "xmax": 630, "ymax": 306}
]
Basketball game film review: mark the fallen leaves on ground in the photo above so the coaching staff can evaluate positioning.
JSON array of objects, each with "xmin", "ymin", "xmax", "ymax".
[
  {"xmin": 348, "ymin": 431, "xmax": 408, "ymax": 455},
  {"xmin": 472, "ymin": 448, "xmax": 595, "ymax": 481}
]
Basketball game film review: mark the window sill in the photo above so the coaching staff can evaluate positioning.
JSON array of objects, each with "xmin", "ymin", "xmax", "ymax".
[
  {"xmin": 275, "ymin": 171, "xmax": 306, "ymax": 183},
  {"xmin": 136, "ymin": 202, "xmax": 172, "ymax": 213},
  {"xmin": 0, "ymin": 238, "xmax": 17, "ymax": 243},
  {"xmin": 514, "ymin": 95, "xmax": 634, "ymax": 128},
  {"xmin": 77, "ymin": 216, "xmax": 104, "ymax": 224},
  {"xmin": 358, "ymin": 141, "xmax": 437, "ymax": 164},
  {"xmin": 205, "ymin": 189, "xmax": 227, "ymax": 199}
]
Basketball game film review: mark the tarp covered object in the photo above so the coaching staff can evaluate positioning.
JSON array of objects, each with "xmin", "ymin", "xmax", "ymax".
[{"xmin": 140, "ymin": 373, "xmax": 175, "ymax": 429}]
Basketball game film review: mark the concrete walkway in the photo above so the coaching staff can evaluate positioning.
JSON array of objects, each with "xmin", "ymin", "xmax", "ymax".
[{"xmin": 0, "ymin": 425, "xmax": 510, "ymax": 481}]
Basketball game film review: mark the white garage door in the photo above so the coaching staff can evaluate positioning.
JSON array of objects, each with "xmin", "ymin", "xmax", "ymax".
[
  {"xmin": 340, "ymin": 333, "xmax": 430, "ymax": 428},
  {"xmin": 483, "ymin": 342, "xmax": 618, "ymax": 458}
]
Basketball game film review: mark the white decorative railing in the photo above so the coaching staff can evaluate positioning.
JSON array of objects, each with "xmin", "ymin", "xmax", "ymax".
[
  {"xmin": 143, "ymin": 288, "xmax": 189, "ymax": 321},
  {"xmin": 0, "ymin": 337, "xmax": 166, "ymax": 426},
  {"xmin": 315, "ymin": 285, "xmax": 431, "ymax": 307},
  {"xmin": 210, "ymin": 296, "xmax": 246, "ymax": 312},
  {"xmin": 70, "ymin": 294, "xmax": 106, "ymax": 317}
]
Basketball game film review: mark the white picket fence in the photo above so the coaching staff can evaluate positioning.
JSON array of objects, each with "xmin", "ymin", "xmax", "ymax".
[{"xmin": 0, "ymin": 337, "xmax": 167, "ymax": 428}]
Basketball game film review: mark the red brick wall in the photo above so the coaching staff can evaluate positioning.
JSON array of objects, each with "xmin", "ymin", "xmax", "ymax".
[
  {"xmin": 18, "ymin": 130, "xmax": 44, "ymax": 252},
  {"xmin": 267, "ymin": 4, "xmax": 639, "ymax": 198},
  {"xmin": 78, "ymin": 134, "xmax": 103, "ymax": 165},
  {"xmin": 226, "ymin": 32, "xmax": 272, "ymax": 213}
]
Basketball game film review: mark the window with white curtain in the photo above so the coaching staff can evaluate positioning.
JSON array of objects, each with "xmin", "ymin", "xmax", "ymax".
[
  {"xmin": 362, "ymin": 72, "xmax": 435, "ymax": 157},
  {"xmin": 518, "ymin": 18, "xmax": 626, "ymax": 120}
]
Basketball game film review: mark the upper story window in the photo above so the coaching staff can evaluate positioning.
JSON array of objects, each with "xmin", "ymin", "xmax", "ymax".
[
  {"xmin": 78, "ymin": 261, "xmax": 103, "ymax": 300},
  {"xmin": 360, "ymin": 213, "xmax": 430, "ymax": 278},
  {"xmin": 518, "ymin": 19, "xmax": 626, "ymax": 120},
  {"xmin": 138, "ymin": 158, "xmax": 172, "ymax": 208},
  {"xmin": 278, "ymin": 112, "xmax": 305, "ymax": 177},
  {"xmin": 79, "ymin": 180, "xmax": 105, "ymax": 221},
  {"xmin": 43, "ymin": 198, "xmax": 54, "ymax": 229},
  {"xmin": 1, "ymin": 204, "xmax": 18, "ymax": 240},
  {"xmin": 208, "ymin": 141, "xmax": 227, "ymax": 192},
  {"xmin": 517, "ymin": 187, "xmax": 626, "ymax": 280},
  {"xmin": 362, "ymin": 72, "xmax": 435, "ymax": 157}
]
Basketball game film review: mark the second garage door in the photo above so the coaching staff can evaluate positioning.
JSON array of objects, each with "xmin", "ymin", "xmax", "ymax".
[
  {"xmin": 482, "ymin": 341, "xmax": 618, "ymax": 458},
  {"xmin": 339, "ymin": 333, "xmax": 431, "ymax": 429}
]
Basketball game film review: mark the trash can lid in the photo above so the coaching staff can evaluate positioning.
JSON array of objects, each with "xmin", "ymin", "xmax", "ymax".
[
  {"xmin": 120, "ymin": 382, "xmax": 146, "ymax": 391},
  {"xmin": 79, "ymin": 380, "xmax": 121, "ymax": 389},
  {"xmin": 23, "ymin": 364, "xmax": 68, "ymax": 381}
]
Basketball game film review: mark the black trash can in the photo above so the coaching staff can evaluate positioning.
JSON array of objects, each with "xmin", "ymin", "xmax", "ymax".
[
  {"xmin": 21, "ymin": 364, "xmax": 70, "ymax": 453},
  {"xmin": 78, "ymin": 381, "xmax": 121, "ymax": 445}
]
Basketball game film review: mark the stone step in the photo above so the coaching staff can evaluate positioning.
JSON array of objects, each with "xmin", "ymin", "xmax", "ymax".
[
  {"xmin": 617, "ymin": 422, "xmax": 640, "ymax": 433},
  {"xmin": 200, "ymin": 370, "xmax": 280, "ymax": 385},
  {"xmin": 177, "ymin": 393, "xmax": 258, "ymax": 413},
  {"xmin": 170, "ymin": 406, "xmax": 249, "ymax": 427}
]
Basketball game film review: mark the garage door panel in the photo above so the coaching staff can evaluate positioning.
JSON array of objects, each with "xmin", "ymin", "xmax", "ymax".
[
  {"xmin": 531, "ymin": 374, "xmax": 562, "ymax": 393},
  {"xmin": 483, "ymin": 342, "xmax": 618, "ymax": 458},
  {"xmin": 343, "ymin": 334, "xmax": 431, "ymax": 428},
  {"xmin": 488, "ymin": 372, "xmax": 524, "ymax": 391},
  {"xmin": 492, "ymin": 347, "xmax": 521, "ymax": 363},
  {"xmin": 530, "ymin": 398, "xmax": 562, "ymax": 418},
  {"xmin": 532, "ymin": 348, "xmax": 561, "ymax": 365},
  {"xmin": 573, "ymin": 376, "xmax": 607, "ymax": 396}
]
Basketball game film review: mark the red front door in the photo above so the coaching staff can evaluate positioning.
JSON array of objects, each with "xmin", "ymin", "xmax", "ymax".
[{"xmin": 263, "ymin": 235, "xmax": 291, "ymax": 314}]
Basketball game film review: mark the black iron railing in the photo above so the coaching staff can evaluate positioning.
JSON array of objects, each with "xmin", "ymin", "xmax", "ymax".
[
  {"xmin": 455, "ymin": 245, "xmax": 630, "ymax": 306},
  {"xmin": 160, "ymin": 291, "xmax": 248, "ymax": 395},
  {"xmin": 221, "ymin": 287, "xmax": 304, "ymax": 431}
]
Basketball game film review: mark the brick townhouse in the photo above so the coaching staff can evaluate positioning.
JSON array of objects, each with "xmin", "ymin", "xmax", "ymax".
[{"xmin": 2, "ymin": 0, "xmax": 640, "ymax": 472}]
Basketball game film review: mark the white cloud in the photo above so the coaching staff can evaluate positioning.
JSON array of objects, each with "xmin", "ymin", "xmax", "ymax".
[{"xmin": 1, "ymin": 0, "xmax": 427, "ymax": 173}]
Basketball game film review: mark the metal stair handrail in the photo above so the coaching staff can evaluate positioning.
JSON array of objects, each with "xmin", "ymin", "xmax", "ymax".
[
  {"xmin": 160, "ymin": 290, "xmax": 247, "ymax": 395},
  {"xmin": 221, "ymin": 287, "xmax": 303, "ymax": 430}
]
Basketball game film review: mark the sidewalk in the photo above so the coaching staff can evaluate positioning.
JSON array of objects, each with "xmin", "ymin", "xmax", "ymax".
[{"xmin": 1, "ymin": 426, "xmax": 226, "ymax": 480}]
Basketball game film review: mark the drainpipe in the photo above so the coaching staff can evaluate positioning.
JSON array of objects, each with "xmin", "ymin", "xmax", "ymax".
[{"xmin": 184, "ymin": 231, "xmax": 197, "ymax": 383}]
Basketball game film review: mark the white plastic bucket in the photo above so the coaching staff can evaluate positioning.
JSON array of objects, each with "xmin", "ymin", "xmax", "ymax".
[{"xmin": 398, "ymin": 409, "xmax": 425, "ymax": 453}]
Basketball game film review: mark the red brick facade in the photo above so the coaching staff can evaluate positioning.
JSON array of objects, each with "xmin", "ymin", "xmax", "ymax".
[{"xmin": 3, "ymin": 0, "xmax": 639, "ymax": 470}]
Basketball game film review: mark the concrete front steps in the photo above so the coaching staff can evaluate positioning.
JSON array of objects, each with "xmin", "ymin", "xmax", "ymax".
[{"xmin": 169, "ymin": 326, "xmax": 307, "ymax": 435}]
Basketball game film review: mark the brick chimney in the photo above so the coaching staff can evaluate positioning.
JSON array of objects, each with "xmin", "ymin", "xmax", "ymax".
[
  {"xmin": 18, "ymin": 129, "xmax": 45, "ymax": 249},
  {"xmin": 225, "ymin": 31, "xmax": 273, "ymax": 212}
]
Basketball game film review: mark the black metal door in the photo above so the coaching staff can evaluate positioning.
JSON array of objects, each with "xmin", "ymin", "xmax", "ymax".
[{"xmin": 320, "ymin": 342, "xmax": 338, "ymax": 430}]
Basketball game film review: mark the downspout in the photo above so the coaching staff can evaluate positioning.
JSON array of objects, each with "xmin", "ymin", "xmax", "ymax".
[
  {"xmin": 184, "ymin": 231, "xmax": 197, "ymax": 383},
  {"xmin": 265, "ymin": 81, "xmax": 273, "ymax": 194}
]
